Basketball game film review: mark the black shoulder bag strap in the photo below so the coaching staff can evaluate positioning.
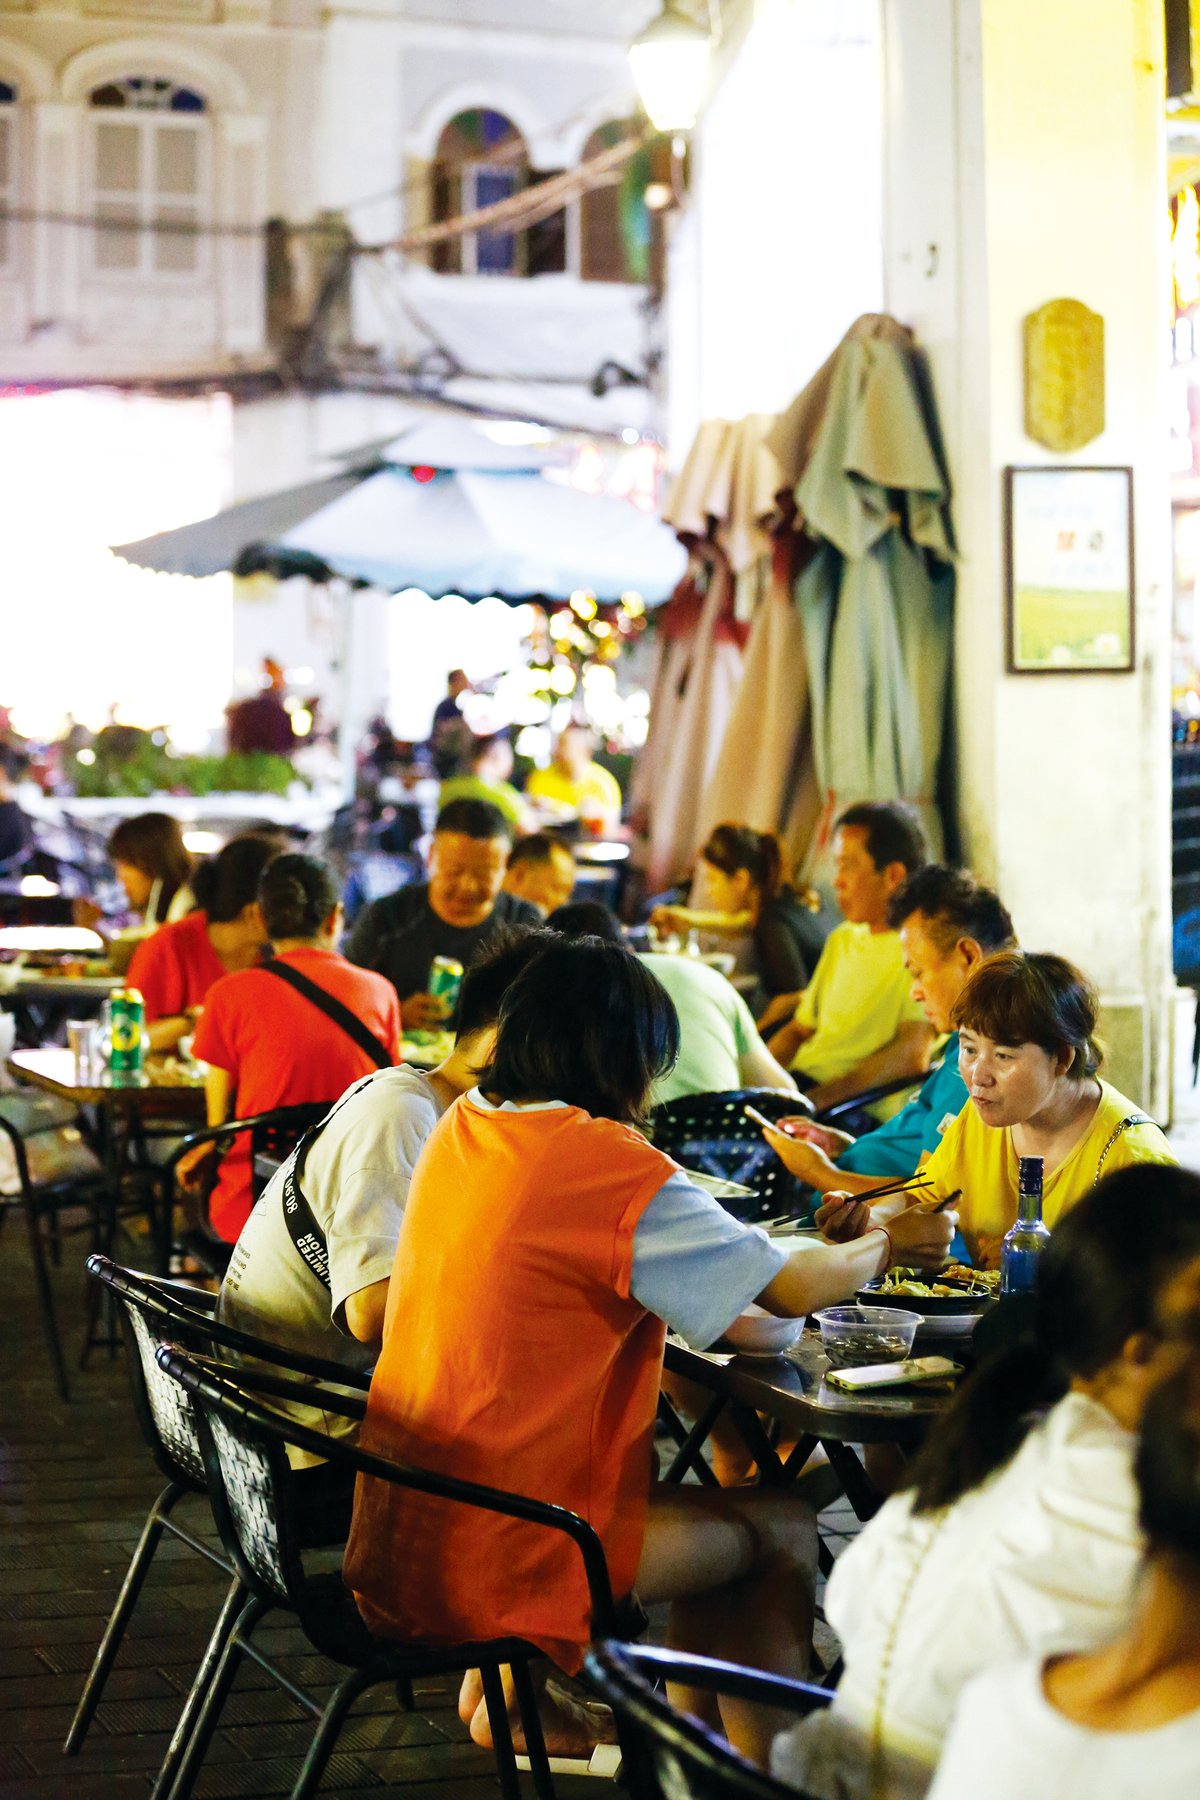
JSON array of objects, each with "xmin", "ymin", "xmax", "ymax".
[
  {"xmin": 276, "ymin": 1078, "xmax": 375, "ymax": 1294},
  {"xmin": 259, "ymin": 958, "xmax": 393, "ymax": 1069}
]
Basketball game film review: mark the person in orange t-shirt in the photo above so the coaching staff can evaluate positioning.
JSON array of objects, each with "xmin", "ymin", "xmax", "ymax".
[
  {"xmin": 345, "ymin": 937, "xmax": 957, "ymax": 1766},
  {"xmin": 186, "ymin": 854, "xmax": 401, "ymax": 1242},
  {"xmin": 126, "ymin": 834, "xmax": 280, "ymax": 1051}
]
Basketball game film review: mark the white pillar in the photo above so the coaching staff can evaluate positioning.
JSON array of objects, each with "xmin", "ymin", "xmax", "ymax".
[{"xmin": 881, "ymin": 0, "xmax": 1174, "ymax": 1112}]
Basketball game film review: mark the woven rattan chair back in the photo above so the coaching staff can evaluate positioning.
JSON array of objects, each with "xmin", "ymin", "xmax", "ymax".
[{"xmin": 648, "ymin": 1088, "xmax": 808, "ymax": 1221}]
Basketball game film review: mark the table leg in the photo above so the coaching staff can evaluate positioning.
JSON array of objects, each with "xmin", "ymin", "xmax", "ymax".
[
  {"xmin": 658, "ymin": 1391, "xmax": 724, "ymax": 1486},
  {"xmin": 820, "ymin": 1439, "xmax": 883, "ymax": 1522},
  {"xmin": 80, "ymin": 1104, "xmax": 122, "ymax": 1367}
]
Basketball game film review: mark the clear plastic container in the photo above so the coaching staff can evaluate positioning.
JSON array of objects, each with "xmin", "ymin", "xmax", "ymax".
[{"xmin": 815, "ymin": 1304, "xmax": 921, "ymax": 1369}]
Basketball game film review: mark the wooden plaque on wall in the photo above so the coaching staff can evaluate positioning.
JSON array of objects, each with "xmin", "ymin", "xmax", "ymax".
[{"xmin": 1023, "ymin": 299, "xmax": 1105, "ymax": 453}]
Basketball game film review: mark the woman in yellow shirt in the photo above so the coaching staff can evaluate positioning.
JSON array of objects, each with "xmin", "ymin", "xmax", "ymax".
[{"xmin": 821, "ymin": 949, "xmax": 1175, "ymax": 1267}]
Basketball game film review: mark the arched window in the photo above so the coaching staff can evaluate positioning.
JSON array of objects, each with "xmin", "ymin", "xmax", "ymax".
[
  {"xmin": 430, "ymin": 109, "xmax": 527, "ymax": 277},
  {"xmin": 89, "ymin": 77, "xmax": 208, "ymax": 276},
  {"xmin": 579, "ymin": 121, "xmax": 650, "ymax": 285},
  {"xmin": 0, "ymin": 82, "xmax": 16, "ymax": 273}
]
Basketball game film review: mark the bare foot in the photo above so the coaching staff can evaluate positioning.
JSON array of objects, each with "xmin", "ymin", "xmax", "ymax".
[
  {"xmin": 469, "ymin": 1679, "xmax": 617, "ymax": 1757},
  {"xmin": 458, "ymin": 1668, "xmax": 484, "ymax": 1728}
]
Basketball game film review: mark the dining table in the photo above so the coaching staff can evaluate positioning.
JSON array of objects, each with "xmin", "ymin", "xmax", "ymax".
[
  {"xmin": 661, "ymin": 1326, "xmax": 958, "ymax": 1522},
  {"xmin": 6, "ymin": 1046, "xmax": 207, "ymax": 1360}
]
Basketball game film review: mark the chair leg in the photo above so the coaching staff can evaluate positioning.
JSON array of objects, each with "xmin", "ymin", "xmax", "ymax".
[
  {"xmin": 290, "ymin": 1667, "xmax": 371, "ymax": 1800},
  {"xmin": 147, "ymin": 1574, "xmax": 245, "ymax": 1800},
  {"xmin": 23, "ymin": 1198, "xmax": 69, "ymax": 1403},
  {"xmin": 511, "ymin": 1657, "xmax": 556, "ymax": 1800},
  {"xmin": 64, "ymin": 1482, "xmax": 187, "ymax": 1752},
  {"xmin": 163, "ymin": 1594, "xmax": 267, "ymax": 1800},
  {"xmin": 480, "ymin": 1661, "xmax": 522, "ymax": 1800}
]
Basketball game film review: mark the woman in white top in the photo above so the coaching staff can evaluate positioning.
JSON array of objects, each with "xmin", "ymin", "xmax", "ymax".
[
  {"xmin": 771, "ymin": 1164, "xmax": 1200, "ymax": 1800},
  {"xmin": 928, "ymin": 1265, "xmax": 1200, "ymax": 1800}
]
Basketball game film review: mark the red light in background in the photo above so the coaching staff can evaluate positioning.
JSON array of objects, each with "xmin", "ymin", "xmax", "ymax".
[{"xmin": 411, "ymin": 465, "xmax": 437, "ymax": 484}]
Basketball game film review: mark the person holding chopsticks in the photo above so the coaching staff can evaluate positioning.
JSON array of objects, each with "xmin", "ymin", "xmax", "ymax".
[
  {"xmin": 807, "ymin": 949, "xmax": 1174, "ymax": 1269},
  {"xmin": 346, "ymin": 934, "xmax": 956, "ymax": 1767}
]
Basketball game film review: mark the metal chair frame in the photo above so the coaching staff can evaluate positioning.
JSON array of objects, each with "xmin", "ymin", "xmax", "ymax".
[
  {"xmin": 66, "ymin": 1256, "xmax": 370, "ymax": 1795},
  {"xmin": 155, "ymin": 1101, "xmax": 331, "ymax": 1274},
  {"xmin": 647, "ymin": 1088, "xmax": 816, "ymax": 1224},
  {"xmin": 584, "ymin": 1640, "xmax": 833, "ymax": 1800},
  {"xmin": 154, "ymin": 1345, "xmax": 624, "ymax": 1800},
  {"xmin": 0, "ymin": 1097, "xmax": 107, "ymax": 1399}
]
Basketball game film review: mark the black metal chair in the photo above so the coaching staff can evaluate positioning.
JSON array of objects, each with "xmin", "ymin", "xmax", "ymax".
[
  {"xmin": 154, "ymin": 1345, "xmax": 627, "ymax": 1800},
  {"xmin": 0, "ymin": 1089, "xmax": 106, "ymax": 1398},
  {"xmin": 647, "ymin": 1088, "xmax": 815, "ymax": 1224},
  {"xmin": 67, "ymin": 1257, "xmax": 371, "ymax": 1797},
  {"xmin": 155, "ymin": 1101, "xmax": 331, "ymax": 1274},
  {"xmin": 815, "ymin": 1073, "xmax": 926, "ymax": 1130},
  {"xmin": 583, "ymin": 1640, "xmax": 832, "ymax": 1800}
]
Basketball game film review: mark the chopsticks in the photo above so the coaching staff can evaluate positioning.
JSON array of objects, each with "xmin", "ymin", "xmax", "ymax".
[{"xmin": 848, "ymin": 1171, "xmax": 935, "ymax": 1206}]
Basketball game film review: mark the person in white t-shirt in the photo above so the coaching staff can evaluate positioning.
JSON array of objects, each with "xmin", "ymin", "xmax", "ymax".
[
  {"xmin": 929, "ymin": 1262, "xmax": 1200, "ymax": 1800},
  {"xmin": 218, "ymin": 926, "xmax": 554, "ymax": 1436},
  {"xmin": 770, "ymin": 1164, "xmax": 1200, "ymax": 1800}
]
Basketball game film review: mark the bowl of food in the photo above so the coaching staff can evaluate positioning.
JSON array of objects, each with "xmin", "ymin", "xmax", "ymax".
[
  {"xmin": 856, "ymin": 1265, "xmax": 998, "ymax": 1339},
  {"xmin": 722, "ymin": 1305, "xmax": 805, "ymax": 1356},
  {"xmin": 814, "ymin": 1305, "xmax": 921, "ymax": 1369}
]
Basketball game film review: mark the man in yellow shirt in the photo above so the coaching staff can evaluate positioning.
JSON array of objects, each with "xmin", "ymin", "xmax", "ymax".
[
  {"xmin": 527, "ymin": 724, "xmax": 622, "ymax": 833},
  {"xmin": 763, "ymin": 802, "xmax": 934, "ymax": 1111}
]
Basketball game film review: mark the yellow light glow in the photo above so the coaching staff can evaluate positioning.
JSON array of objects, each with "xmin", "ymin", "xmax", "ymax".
[
  {"xmin": 291, "ymin": 707, "xmax": 314, "ymax": 736},
  {"xmin": 591, "ymin": 620, "xmax": 612, "ymax": 638},
  {"xmin": 76, "ymin": 747, "xmax": 96, "ymax": 765},
  {"xmin": 1175, "ymin": 186, "xmax": 1200, "ymax": 312},
  {"xmin": 570, "ymin": 590, "xmax": 598, "ymax": 620},
  {"xmin": 621, "ymin": 591, "xmax": 646, "ymax": 617},
  {"xmin": 551, "ymin": 610, "xmax": 574, "ymax": 636},
  {"xmin": 550, "ymin": 664, "xmax": 577, "ymax": 695}
]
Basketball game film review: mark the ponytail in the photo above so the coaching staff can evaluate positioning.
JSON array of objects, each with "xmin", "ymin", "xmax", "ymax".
[
  {"xmin": 700, "ymin": 823, "xmax": 785, "ymax": 902},
  {"xmin": 902, "ymin": 1165, "xmax": 1200, "ymax": 1515}
]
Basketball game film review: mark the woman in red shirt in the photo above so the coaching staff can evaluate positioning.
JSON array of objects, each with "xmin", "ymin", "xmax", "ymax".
[
  {"xmin": 345, "ymin": 936, "xmax": 891, "ymax": 1766},
  {"xmin": 127, "ymin": 835, "xmax": 280, "ymax": 1051},
  {"xmin": 187, "ymin": 854, "xmax": 401, "ymax": 1242}
]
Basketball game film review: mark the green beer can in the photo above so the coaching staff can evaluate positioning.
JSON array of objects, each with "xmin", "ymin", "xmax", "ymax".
[
  {"xmin": 109, "ymin": 986, "xmax": 146, "ymax": 1080},
  {"xmin": 428, "ymin": 956, "xmax": 464, "ymax": 1014}
]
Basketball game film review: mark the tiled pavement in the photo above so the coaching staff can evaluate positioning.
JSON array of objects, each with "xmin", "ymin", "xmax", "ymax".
[
  {"xmin": 0, "ymin": 1209, "xmax": 855, "ymax": 1799},
  {"xmin": 0, "ymin": 1216, "xmax": 546, "ymax": 1800}
]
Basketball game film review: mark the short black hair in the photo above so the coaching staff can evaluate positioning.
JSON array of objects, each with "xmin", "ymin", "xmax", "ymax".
[
  {"xmin": 191, "ymin": 833, "xmax": 283, "ymax": 924},
  {"xmin": 545, "ymin": 900, "xmax": 623, "ymax": 943},
  {"xmin": 435, "ymin": 797, "xmax": 512, "ymax": 841},
  {"xmin": 259, "ymin": 853, "xmax": 340, "ymax": 940},
  {"xmin": 481, "ymin": 936, "xmax": 679, "ymax": 1125},
  {"xmin": 886, "ymin": 864, "xmax": 1016, "ymax": 954},
  {"xmin": 836, "ymin": 801, "xmax": 927, "ymax": 875},
  {"xmin": 456, "ymin": 926, "xmax": 558, "ymax": 1039},
  {"xmin": 507, "ymin": 831, "xmax": 572, "ymax": 870}
]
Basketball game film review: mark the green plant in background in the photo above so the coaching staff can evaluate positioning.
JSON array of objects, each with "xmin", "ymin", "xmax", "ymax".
[{"xmin": 70, "ymin": 736, "xmax": 300, "ymax": 798}]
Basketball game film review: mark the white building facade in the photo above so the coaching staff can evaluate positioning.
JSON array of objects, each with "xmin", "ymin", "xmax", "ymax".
[{"xmin": 0, "ymin": 0, "xmax": 658, "ymax": 423}]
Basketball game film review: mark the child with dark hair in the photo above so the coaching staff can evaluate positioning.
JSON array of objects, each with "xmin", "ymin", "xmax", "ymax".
[
  {"xmin": 184, "ymin": 853, "xmax": 400, "ymax": 1242},
  {"xmin": 929, "ymin": 1260, "xmax": 1200, "ymax": 1799},
  {"xmin": 772, "ymin": 1165, "xmax": 1200, "ymax": 1800},
  {"xmin": 347, "ymin": 936, "xmax": 955, "ymax": 1766}
]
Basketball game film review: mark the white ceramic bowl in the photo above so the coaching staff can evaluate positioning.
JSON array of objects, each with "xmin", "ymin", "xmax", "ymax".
[{"xmin": 723, "ymin": 1306, "xmax": 805, "ymax": 1355}]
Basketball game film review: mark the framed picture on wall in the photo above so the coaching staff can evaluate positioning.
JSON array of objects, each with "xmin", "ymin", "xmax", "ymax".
[{"xmin": 1004, "ymin": 465, "xmax": 1135, "ymax": 673}]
